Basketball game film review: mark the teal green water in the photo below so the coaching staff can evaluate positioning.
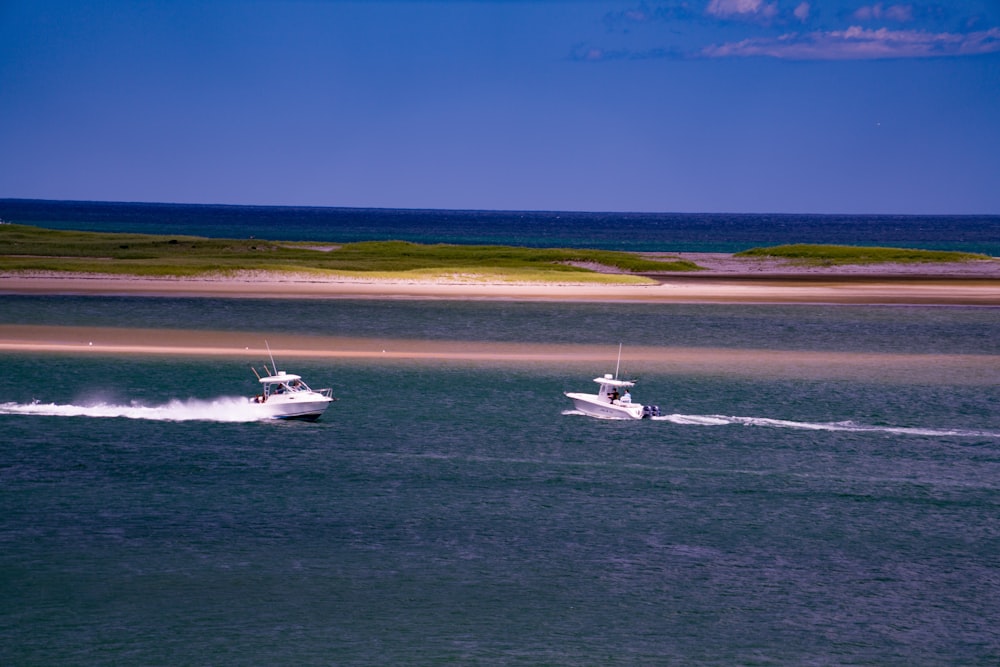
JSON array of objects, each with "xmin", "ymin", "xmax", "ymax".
[
  {"xmin": 2, "ymin": 297, "xmax": 999, "ymax": 664},
  {"xmin": 3, "ymin": 295, "xmax": 999, "ymax": 355}
]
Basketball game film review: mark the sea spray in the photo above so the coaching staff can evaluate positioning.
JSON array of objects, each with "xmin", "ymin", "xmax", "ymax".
[{"xmin": 0, "ymin": 397, "xmax": 265, "ymax": 422}]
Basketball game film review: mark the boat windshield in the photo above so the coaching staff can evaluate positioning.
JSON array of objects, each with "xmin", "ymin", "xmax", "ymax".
[{"xmin": 266, "ymin": 378, "xmax": 310, "ymax": 396}]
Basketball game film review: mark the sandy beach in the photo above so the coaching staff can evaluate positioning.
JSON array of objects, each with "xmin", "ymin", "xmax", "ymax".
[{"xmin": 2, "ymin": 253, "xmax": 999, "ymax": 305}]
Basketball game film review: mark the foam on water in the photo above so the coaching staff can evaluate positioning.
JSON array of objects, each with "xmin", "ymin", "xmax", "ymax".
[
  {"xmin": 0, "ymin": 397, "xmax": 265, "ymax": 422},
  {"xmin": 563, "ymin": 410, "xmax": 1000, "ymax": 438},
  {"xmin": 658, "ymin": 413, "xmax": 1000, "ymax": 438}
]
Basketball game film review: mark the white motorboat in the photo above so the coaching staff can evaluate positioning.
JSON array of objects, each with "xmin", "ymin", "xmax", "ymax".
[
  {"xmin": 249, "ymin": 369, "xmax": 334, "ymax": 421},
  {"xmin": 248, "ymin": 345, "xmax": 334, "ymax": 420},
  {"xmin": 565, "ymin": 345, "xmax": 659, "ymax": 420},
  {"xmin": 565, "ymin": 374, "xmax": 660, "ymax": 420}
]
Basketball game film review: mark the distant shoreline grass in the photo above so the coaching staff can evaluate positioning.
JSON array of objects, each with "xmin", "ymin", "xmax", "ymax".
[
  {"xmin": 0, "ymin": 224, "xmax": 699, "ymax": 282},
  {"xmin": 736, "ymin": 244, "xmax": 990, "ymax": 265},
  {"xmin": 3, "ymin": 225, "xmax": 992, "ymax": 282}
]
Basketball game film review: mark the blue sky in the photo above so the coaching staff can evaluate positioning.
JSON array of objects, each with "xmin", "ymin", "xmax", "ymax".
[{"xmin": 1, "ymin": 1, "xmax": 998, "ymax": 214}]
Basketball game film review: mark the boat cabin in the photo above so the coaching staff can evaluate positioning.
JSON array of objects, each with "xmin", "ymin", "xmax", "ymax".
[
  {"xmin": 252, "ymin": 371, "xmax": 318, "ymax": 403},
  {"xmin": 595, "ymin": 374, "xmax": 635, "ymax": 404}
]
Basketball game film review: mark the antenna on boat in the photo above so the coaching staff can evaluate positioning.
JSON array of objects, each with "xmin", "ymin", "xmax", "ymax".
[
  {"xmin": 265, "ymin": 340, "xmax": 277, "ymax": 376},
  {"xmin": 615, "ymin": 342, "xmax": 622, "ymax": 380},
  {"xmin": 250, "ymin": 366, "xmax": 261, "ymax": 380}
]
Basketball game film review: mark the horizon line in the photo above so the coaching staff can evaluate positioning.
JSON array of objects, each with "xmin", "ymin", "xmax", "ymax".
[{"xmin": 2, "ymin": 197, "xmax": 999, "ymax": 219}]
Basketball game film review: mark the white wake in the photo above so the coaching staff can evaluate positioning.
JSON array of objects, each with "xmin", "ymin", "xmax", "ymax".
[
  {"xmin": 0, "ymin": 397, "xmax": 265, "ymax": 423},
  {"xmin": 562, "ymin": 409, "xmax": 998, "ymax": 438},
  {"xmin": 653, "ymin": 413, "xmax": 1000, "ymax": 438}
]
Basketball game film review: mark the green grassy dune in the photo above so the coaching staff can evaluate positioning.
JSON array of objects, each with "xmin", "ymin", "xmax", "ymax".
[
  {"xmin": 0, "ymin": 224, "xmax": 699, "ymax": 282},
  {"xmin": 1, "ymin": 225, "xmax": 991, "ymax": 282},
  {"xmin": 736, "ymin": 244, "xmax": 990, "ymax": 265}
]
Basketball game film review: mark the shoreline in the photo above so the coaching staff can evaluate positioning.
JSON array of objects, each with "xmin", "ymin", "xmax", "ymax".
[
  {"xmin": 1, "ymin": 253, "xmax": 999, "ymax": 305},
  {"xmin": 1, "ymin": 275, "xmax": 998, "ymax": 306}
]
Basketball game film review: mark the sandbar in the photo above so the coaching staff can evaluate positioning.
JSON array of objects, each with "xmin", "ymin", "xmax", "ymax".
[
  {"xmin": 2, "ymin": 261, "xmax": 1000, "ymax": 305},
  {"xmin": 1, "ymin": 325, "xmax": 997, "ymax": 384}
]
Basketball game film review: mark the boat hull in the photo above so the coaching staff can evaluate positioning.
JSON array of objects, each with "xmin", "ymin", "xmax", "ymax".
[
  {"xmin": 565, "ymin": 393, "xmax": 645, "ymax": 420},
  {"xmin": 249, "ymin": 395, "xmax": 333, "ymax": 421}
]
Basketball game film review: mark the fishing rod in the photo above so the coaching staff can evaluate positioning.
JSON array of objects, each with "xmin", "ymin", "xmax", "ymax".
[{"xmin": 265, "ymin": 339, "xmax": 277, "ymax": 376}]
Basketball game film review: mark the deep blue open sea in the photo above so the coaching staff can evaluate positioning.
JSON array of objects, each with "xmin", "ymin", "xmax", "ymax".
[
  {"xmin": 3, "ymin": 198, "xmax": 1000, "ymax": 254},
  {"xmin": 2, "ymin": 201, "xmax": 1000, "ymax": 664}
]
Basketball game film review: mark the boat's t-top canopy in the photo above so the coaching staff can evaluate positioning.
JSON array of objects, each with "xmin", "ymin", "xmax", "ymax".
[
  {"xmin": 260, "ymin": 371, "xmax": 303, "ymax": 385},
  {"xmin": 594, "ymin": 374, "xmax": 635, "ymax": 388}
]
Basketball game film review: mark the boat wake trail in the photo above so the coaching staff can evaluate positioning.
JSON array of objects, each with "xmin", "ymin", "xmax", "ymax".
[
  {"xmin": 654, "ymin": 414, "xmax": 1000, "ymax": 438},
  {"xmin": 561, "ymin": 409, "xmax": 998, "ymax": 438},
  {"xmin": 0, "ymin": 397, "xmax": 264, "ymax": 423}
]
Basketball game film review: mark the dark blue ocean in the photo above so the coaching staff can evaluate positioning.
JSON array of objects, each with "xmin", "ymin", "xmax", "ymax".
[
  {"xmin": 2, "ymin": 198, "xmax": 1000, "ymax": 254},
  {"xmin": 2, "ymin": 201, "xmax": 1000, "ymax": 664}
]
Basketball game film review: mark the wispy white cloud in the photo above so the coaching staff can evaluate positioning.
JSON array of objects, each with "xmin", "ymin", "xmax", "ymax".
[
  {"xmin": 602, "ymin": 2, "xmax": 696, "ymax": 30},
  {"xmin": 570, "ymin": 44, "xmax": 681, "ymax": 62},
  {"xmin": 705, "ymin": 0, "xmax": 777, "ymax": 20},
  {"xmin": 583, "ymin": 3, "xmax": 1000, "ymax": 62},
  {"xmin": 854, "ymin": 3, "xmax": 914, "ymax": 23},
  {"xmin": 702, "ymin": 25, "xmax": 1000, "ymax": 59}
]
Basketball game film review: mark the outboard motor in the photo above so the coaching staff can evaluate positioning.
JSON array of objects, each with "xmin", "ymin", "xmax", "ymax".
[{"xmin": 643, "ymin": 404, "xmax": 660, "ymax": 418}]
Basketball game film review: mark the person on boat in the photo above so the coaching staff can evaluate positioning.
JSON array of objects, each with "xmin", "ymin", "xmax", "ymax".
[
  {"xmin": 621, "ymin": 389, "xmax": 632, "ymax": 404},
  {"xmin": 610, "ymin": 389, "xmax": 620, "ymax": 402}
]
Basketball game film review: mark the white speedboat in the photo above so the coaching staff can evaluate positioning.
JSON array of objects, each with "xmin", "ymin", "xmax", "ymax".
[
  {"xmin": 565, "ymin": 374, "xmax": 659, "ymax": 420},
  {"xmin": 248, "ymin": 345, "xmax": 335, "ymax": 421},
  {"xmin": 250, "ymin": 369, "xmax": 334, "ymax": 421},
  {"xmin": 565, "ymin": 345, "xmax": 659, "ymax": 420}
]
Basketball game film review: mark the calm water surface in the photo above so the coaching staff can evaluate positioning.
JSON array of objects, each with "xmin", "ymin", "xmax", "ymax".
[{"xmin": 2, "ymin": 296, "xmax": 999, "ymax": 664}]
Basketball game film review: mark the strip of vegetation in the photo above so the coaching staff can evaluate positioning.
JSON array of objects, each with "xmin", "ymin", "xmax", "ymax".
[
  {"xmin": 0, "ymin": 224, "xmax": 702, "ymax": 280},
  {"xmin": 736, "ymin": 244, "xmax": 991, "ymax": 265}
]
